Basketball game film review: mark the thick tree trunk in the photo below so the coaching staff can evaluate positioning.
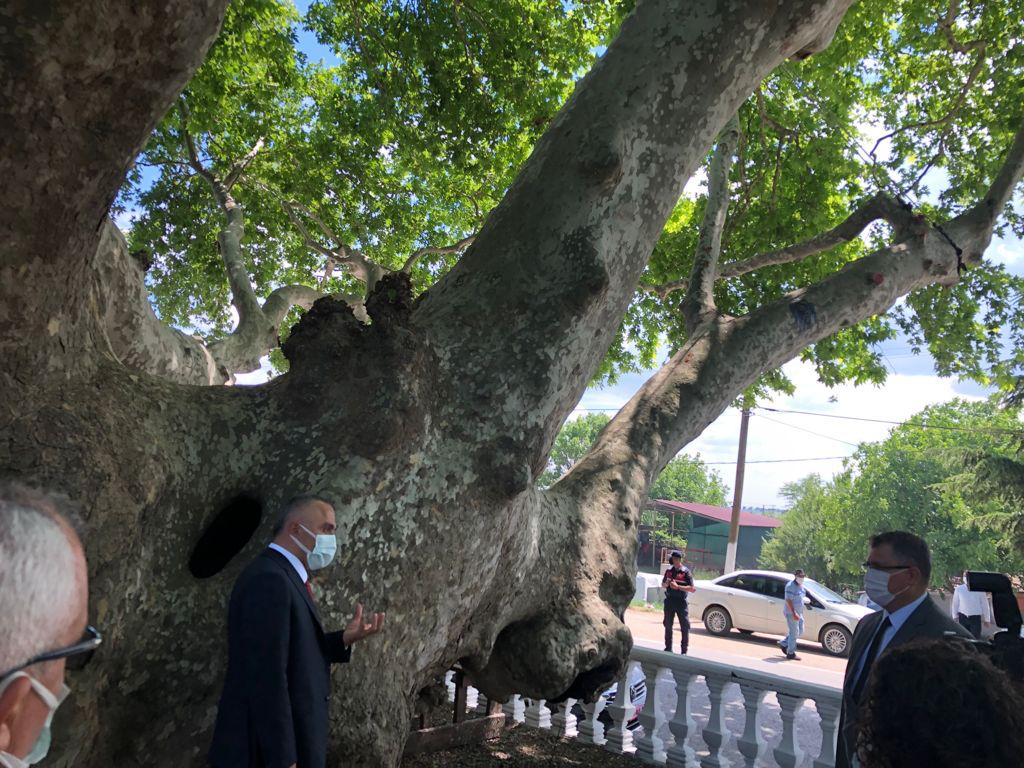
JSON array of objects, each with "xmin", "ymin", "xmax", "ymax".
[{"xmin": 24, "ymin": 1, "xmax": 1024, "ymax": 767}]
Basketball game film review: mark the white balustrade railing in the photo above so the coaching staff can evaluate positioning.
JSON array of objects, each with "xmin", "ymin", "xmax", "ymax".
[{"xmin": 457, "ymin": 646, "xmax": 841, "ymax": 768}]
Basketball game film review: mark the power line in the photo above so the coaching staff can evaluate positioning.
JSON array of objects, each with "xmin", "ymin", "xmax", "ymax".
[
  {"xmin": 705, "ymin": 455, "xmax": 849, "ymax": 465},
  {"xmin": 756, "ymin": 406, "xmax": 1024, "ymax": 436},
  {"xmin": 755, "ymin": 413, "xmax": 861, "ymax": 447}
]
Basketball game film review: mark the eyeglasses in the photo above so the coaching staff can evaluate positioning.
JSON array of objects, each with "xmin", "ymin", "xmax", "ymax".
[
  {"xmin": 862, "ymin": 562, "xmax": 912, "ymax": 572},
  {"xmin": 0, "ymin": 626, "xmax": 102, "ymax": 680}
]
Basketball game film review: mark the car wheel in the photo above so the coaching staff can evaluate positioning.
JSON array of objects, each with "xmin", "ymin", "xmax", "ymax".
[
  {"xmin": 703, "ymin": 605, "xmax": 733, "ymax": 636},
  {"xmin": 820, "ymin": 624, "xmax": 853, "ymax": 657}
]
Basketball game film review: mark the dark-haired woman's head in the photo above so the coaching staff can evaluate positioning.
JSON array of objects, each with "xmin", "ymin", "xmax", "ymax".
[{"xmin": 858, "ymin": 639, "xmax": 1024, "ymax": 768}]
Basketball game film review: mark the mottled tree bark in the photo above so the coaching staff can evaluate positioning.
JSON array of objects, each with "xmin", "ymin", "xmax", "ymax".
[{"xmin": 7, "ymin": 1, "xmax": 1019, "ymax": 767}]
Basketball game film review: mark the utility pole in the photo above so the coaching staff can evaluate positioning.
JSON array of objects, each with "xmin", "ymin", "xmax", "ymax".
[{"xmin": 724, "ymin": 407, "xmax": 751, "ymax": 573}]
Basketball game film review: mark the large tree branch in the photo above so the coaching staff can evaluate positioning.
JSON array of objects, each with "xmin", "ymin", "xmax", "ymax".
[
  {"xmin": 269, "ymin": 187, "xmax": 392, "ymax": 294},
  {"xmin": 558, "ymin": 120, "xmax": 1024, "ymax": 509},
  {"xmin": 177, "ymin": 101, "xmax": 266, "ymax": 328},
  {"xmin": 401, "ymin": 235, "xmax": 477, "ymax": 273},
  {"xmin": 718, "ymin": 192, "xmax": 919, "ymax": 277},
  {"xmin": 223, "ymin": 137, "xmax": 266, "ymax": 192},
  {"xmin": 938, "ymin": 0, "xmax": 986, "ymax": 55},
  {"xmin": 409, "ymin": 0, "xmax": 855, "ymax": 491},
  {"xmin": 680, "ymin": 115, "xmax": 740, "ymax": 332},
  {"xmin": 0, "ymin": 0, "xmax": 230, "ymax": 378},
  {"xmin": 641, "ymin": 192, "xmax": 918, "ymax": 299},
  {"xmin": 93, "ymin": 220, "xmax": 360, "ymax": 384}
]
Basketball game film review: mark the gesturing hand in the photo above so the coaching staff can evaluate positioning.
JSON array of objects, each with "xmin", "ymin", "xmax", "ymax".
[{"xmin": 342, "ymin": 603, "xmax": 385, "ymax": 646}]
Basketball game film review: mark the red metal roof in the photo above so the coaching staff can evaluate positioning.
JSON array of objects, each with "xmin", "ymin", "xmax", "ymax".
[{"xmin": 649, "ymin": 499, "xmax": 782, "ymax": 528}]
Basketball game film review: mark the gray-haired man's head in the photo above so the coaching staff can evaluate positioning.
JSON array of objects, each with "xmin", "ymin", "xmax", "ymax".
[{"xmin": 0, "ymin": 482, "xmax": 89, "ymax": 762}]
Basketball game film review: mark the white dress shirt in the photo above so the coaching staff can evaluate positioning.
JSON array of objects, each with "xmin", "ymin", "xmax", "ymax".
[
  {"xmin": 268, "ymin": 543, "xmax": 308, "ymax": 584},
  {"xmin": 951, "ymin": 583, "xmax": 993, "ymax": 621}
]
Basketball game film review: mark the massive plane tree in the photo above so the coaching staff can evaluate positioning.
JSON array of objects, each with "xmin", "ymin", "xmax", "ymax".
[{"xmin": 2, "ymin": 0, "xmax": 1023, "ymax": 765}]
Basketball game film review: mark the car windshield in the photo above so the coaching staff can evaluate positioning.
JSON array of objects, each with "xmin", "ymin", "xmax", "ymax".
[{"xmin": 805, "ymin": 578, "xmax": 849, "ymax": 604}]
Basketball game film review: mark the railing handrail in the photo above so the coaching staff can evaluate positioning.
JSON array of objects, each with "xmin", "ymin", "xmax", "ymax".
[{"xmin": 631, "ymin": 645, "xmax": 841, "ymax": 702}]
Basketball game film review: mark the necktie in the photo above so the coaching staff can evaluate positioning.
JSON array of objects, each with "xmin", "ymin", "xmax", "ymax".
[
  {"xmin": 305, "ymin": 580, "xmax": 316, "ymax": 603},
  {"xmin": 852, "ymin": 615, "xmax": 891, "ymax": 703}
]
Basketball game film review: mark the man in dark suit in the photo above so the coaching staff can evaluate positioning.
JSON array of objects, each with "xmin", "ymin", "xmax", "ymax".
[
  {"xmin": 209, "ymin": 494, "xmax": 385, "ymax": 768},
  {"xmin": 836, "ymin": 531, "xmax": 971, "ymax": 768}
]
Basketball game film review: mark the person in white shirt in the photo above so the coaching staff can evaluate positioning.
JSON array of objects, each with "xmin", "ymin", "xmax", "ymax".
[{"xmin": 950, "ymin": 571, "xmax": 993, "ymax": 639}]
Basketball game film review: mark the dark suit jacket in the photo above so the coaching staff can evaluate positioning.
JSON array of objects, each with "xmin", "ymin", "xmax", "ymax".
[
  {"xmin": 209, "ymin": 548, "xmax": 351, "ymax": 768},
  {"xmin": 836, "ymin": 595, "xmax": 971, "ymax": 768}
]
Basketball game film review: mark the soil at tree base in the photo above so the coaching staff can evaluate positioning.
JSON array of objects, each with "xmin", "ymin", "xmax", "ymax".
[{"xmin": 401, "ymin": 723, "xmax": 640, "ymax": 767}]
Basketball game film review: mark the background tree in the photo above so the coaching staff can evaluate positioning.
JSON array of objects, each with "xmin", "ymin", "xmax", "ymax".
[
  {"xmin": 761, "ymin": 401, "xmax": 1024, "ymax": 590},
  {"xmin": 759, "ymin": 474, "xmax": 840, "ymax": 582},
  {"xmin": 538, "ymin": 413, "xmax": 613, "ymax": 487},
  {"xmin": 539, "ymin": 412, "xmax": 728, "ymax": 504},
  {"xmin": 5, "ymin": 0, "xmax": 1024, "ymax": 765}
]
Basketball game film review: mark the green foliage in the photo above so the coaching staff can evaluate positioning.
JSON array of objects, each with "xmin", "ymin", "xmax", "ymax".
[
  {"xmin": 759, "ymin": 474, "xmax": 845, "ymax": 584},
  {"xmin": 120, "ymin": 0, "xmax": 622, "ymax": 340},
  {"xmin": 649, "ymin": 456, "xmax": 728, "ymax": 506},
  {"xmin": 119, "ymin": 0, "xmax": 1024, "ymax": 396},
  {"xmin": 760, "ymin": 400, "xmax": 1024, "ymax": 590},
  {"xmin": 537, "ymin": 413, "xmax": 611, "ymax": 487}
]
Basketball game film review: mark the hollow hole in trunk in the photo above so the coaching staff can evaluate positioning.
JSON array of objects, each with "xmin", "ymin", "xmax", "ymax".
[{"xmin": 189, "ymin": 494, "xmax": 262, "ymax": 578}]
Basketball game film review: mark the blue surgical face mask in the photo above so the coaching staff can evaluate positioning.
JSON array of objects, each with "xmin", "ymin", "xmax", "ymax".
[
  {"xmin": 292, "ymin": 524, "xmax": 337, "ymax": 570},
  {"xmin": 0, "ymin": 672, "xmax": 69, "ymax": 767},
  {"xmin": 864, "ymin": 566, "xmax": 908, "ymax": 608}
]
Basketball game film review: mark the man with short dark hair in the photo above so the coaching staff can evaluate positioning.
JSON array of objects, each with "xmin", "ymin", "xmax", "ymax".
[
  {"xmin": 661, "ymin": 551, "xmax": 695, "ymax": 654},
  {"xmin": 209, "ymin": 494, "xmax": 385, "ymax": 768},
  {"xmin": 0, "ymin": 483, "xmax": 100, "ymax": 768},
  {"xmin": 835, "ymin": 531, "xmax": 971, "ymax": 768}
]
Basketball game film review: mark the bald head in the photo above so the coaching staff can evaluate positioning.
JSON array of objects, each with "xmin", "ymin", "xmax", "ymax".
[{"xmin": 0, "ymin": 483, "xmax": 88, "ymax": 673}]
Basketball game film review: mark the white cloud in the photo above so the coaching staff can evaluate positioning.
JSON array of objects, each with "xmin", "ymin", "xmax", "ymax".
[
  {"xmin": 682, "ymin": 168, "xmax": 708, "ymax": 200},
  {"xmin": 576, "ymin": 356, "xmax": 984, "ymax": 508}
]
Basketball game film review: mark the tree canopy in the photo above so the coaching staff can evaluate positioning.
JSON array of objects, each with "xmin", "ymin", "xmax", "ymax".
[
  {"xmin": 117, "ymin": 0, "xmax": 1024, "ymax": 392},
  {"xmin": 760, "ymin": 400, "xmax": 1024, "ymax": 589}
]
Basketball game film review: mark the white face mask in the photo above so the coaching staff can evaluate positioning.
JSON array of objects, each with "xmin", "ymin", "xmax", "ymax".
[
  {"xmin": 864, "ymin": 566, "xmax": 909, "ymax": 608},
  {"xmin": 291, "ymin": 524, "xmax": 338, "ymax": 571},
  {"xmin": 795, "ymin": 576, "xmax": 805, "ymax": 585},
  {"xmin": 0, "ymin": 672, "xmax": 69, "ymax": 767}
]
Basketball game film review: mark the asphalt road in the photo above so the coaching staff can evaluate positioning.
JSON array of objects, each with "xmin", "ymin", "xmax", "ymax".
[{"xmin": 626, "ymin": 607, "xmax": 848, "ymax": 688}]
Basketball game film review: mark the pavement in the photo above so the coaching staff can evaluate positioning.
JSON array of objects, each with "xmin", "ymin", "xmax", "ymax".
[
  {"xmin": 626, "ymin": 607, "xmax": 846, "ymax": 688},
  {"xmin": 623, "ymin": 608, "xmax": 848, "ymax": 767}
]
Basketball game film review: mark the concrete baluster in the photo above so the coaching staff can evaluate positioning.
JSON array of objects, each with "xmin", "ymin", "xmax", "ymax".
[
  {"xmin": 577, "ymin": 696, "xmax": 608, "ymax": 746},
  {"xmin": 634, "ymin": 659, "xmax": 664, "ymax": 764},
  {"xmin": 666, "ymin": 670, "xmax": 698, "ymax": 768},
  {"xmin": 812, "ymin": 695, "xmax": 842, "ymax": 768},
  {"xmin": 502, "ymin": 694, "xmax": 525, "ymax": 723},
  {"xmin": 699, "ymin": 673, "xmax": 733, "ymax": 768},
  {"xmin": 736, "ymin": 682, "xmax": 767, "ymax": 768},
  {"xmin": 550, "ymin": 698, "xmax": 579, "ymax": 739},
  {"xmin": 772, "ymin": 693, "xmax": 807, "ymax": 768},
  {"xmin": 524, "ymin": 698, "xmax": 552, "ymax": 729},
  {"xmin": 604, "ymin": 662, "xmax": 637, "ymax": 754}
]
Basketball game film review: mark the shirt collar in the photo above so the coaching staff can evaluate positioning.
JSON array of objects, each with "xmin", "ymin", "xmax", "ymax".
[
  {"xmin": 884, "ymin": 590, "xmax": 928, "ymax": 633},
  {"xmin": 268, "ymin": 543, "xmax": 308, "ymax": 584}
]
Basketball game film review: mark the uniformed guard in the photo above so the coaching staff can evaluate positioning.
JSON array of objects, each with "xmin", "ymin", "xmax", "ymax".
[{"xmin": 662, "ymin": 550, "xmax": 695, "ymax": 654}]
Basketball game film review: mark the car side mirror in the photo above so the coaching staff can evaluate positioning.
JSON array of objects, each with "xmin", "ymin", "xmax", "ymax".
[{"xmin": 803, "ymin": 596, "xmax": 813, "ymax": 607}]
